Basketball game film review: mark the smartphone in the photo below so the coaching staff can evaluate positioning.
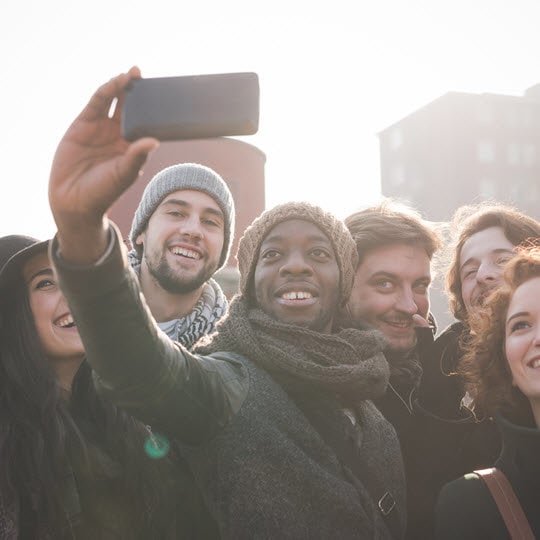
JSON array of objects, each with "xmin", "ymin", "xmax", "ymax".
[{"xmin": 121, "ymin": 72, "xmax": 259, "ymax": 141}]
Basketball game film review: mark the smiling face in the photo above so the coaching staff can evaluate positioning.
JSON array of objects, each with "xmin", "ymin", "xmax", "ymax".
[
  {"xmin": 23, "ymin": 251, "xmax": 84, "ymax": 363},
  {"xmin": 253, "ymin": 219, "xmax": 341, "ymax": 332},
  {"xmin": 347, "ymin": 243, "xmax": 431, "ymax": 352},
  {"xmin": 505, "ymin": 276, "xmax": 540, "ymax": 410},
  {"xmin": 459, "ymin": 226, "xmax": 515, "ymax": 315},
  {"xmin": 137, "ymin": 189, "xmax": 225, "ymax": 294}
]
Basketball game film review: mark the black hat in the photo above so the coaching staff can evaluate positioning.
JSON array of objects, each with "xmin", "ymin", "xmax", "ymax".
[{"xmin": 0, "ymin": 235, "xmax": 50, "ymax": 295}]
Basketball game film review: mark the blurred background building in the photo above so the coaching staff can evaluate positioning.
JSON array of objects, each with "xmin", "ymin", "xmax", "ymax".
[{"xmin": 379, "ymin": 84, "xmax": 540, "ymax": 328}]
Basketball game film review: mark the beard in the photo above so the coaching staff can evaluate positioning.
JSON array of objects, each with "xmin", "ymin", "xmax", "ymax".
[
  {"xmin": 470, "ymin": 283, "xmax": 495, "ymax": 311},
  {"xmin": 146, "ymin": 252, "xmax": 216, "ymax": 294}
]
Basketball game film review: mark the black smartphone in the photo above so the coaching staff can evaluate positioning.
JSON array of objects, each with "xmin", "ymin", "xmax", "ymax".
[{"xmin": 121, "ymin": 72, "xmax": 259, "ymax": 141}]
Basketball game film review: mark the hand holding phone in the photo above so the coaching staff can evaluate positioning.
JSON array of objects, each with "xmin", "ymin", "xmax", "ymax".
[{"xmin": 121, "ymin": 72, "xmax": 260, "ymax": 141}]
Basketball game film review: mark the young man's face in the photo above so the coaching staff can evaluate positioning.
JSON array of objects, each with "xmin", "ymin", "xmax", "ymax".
[
  {"xmin": 254, "ymin": 219, "xmax": 340, "ymax": 332},
  {"xmin": 347, "ymin": 243, "xmax": 431, "ymax": 353},
  {"xmin": 136, "ymin": 190, "xmax": 225, "ymax": 294},
  {"xmin": 459, "ymin": 226, "xmax": 515, "ymax": 315}
]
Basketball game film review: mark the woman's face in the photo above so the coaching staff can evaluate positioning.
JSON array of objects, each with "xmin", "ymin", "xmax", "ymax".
[
  {"xmin": 505, "ymin": 276, "xmax": 540, "ymax": 402},
  {"xmin": 23, "ymin": 251, "xmax": 84, "ymax": 363}
]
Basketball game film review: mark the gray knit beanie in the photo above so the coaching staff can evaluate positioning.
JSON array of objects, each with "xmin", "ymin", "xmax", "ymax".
[
  {"xmin": 237, "ymin": 201, "xmax": 358, "ymax": 305},
  {"xmin": 129, "ymin": 163, "xmax": 235, "ymax": 270}
]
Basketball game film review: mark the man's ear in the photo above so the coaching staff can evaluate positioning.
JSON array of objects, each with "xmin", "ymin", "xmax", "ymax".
[{"xmin": 135, "ymin": 232, "xmax": 145, "ymax": 247}]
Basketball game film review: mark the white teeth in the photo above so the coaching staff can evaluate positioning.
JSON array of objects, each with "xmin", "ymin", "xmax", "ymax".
[
  {"xmin": 57, "ymin": 315, "xmax": 75, "ymax": 328},
  {"xmin": 530, "ymin": 358, "xmax": 540, "ymax": 369},
  {"xmin": 171, "ymin": 247, "xmax": 200, "ymax": 260},
  {"xmin": 388, "ymin": 320, "xmax": 410, "ymax": 328},
  {"xmin": 282, "ymin": 291, "xmax": 313, "ymax": 300}
]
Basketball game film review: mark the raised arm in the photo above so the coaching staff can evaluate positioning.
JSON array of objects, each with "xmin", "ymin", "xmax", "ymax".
[
  {"xmin": 48, "ymin": 69, "xmax": 247, "ymax": 444},
  {"xmin": 48, "ymin": 66, "xmax": 158, "ymax": 265}
]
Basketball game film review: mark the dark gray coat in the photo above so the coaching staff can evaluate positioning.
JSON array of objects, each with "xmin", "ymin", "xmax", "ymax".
[{"xmin": 52, "ymin": 227, "xmax": 406, "ymax": 539}]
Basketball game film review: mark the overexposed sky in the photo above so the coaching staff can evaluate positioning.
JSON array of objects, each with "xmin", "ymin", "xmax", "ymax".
[{"xmin": 1, "ymin": 0, "xmax": 539, "ymax": 239}]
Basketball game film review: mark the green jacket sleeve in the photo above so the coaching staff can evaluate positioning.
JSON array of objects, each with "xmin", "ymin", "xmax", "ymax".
[{"xmin": 50, "ymin": 223, "xmax": 248, "ymax": 445}]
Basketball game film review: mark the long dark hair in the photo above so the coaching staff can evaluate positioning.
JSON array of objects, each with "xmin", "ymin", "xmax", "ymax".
[{"xmin": 0, "ymin": 264, "xmax": 173, "ymax": 537}]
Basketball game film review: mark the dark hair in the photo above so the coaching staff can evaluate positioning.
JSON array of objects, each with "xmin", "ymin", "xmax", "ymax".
[
  {"xmin": 0, "ymin": 265, "xmax": 172, "ymax": 536},
  {"xmin": 446, "ymin": 202, "xmax": 540, "ymax": 323},
  {"xmin": 460, "ymin": 244, "xmax": 540, "ymax": 423},
  {"xmin": 345, "ymin": 199, "xmax": 442, "ymax": 266}
]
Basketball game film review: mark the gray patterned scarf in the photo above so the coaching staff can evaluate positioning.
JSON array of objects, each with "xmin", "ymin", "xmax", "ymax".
[
  {"xmin": 167, "ymin": 278, "xmax": 228, "ymax": 350},
  {"xmin": 128, "ymin": 252, "xmax": 228, "ymax": 350}
]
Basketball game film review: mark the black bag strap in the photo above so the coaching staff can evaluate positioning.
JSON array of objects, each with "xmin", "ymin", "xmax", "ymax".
[{"xmin": 475, "ymin": 468, "xmax": 534, "ymax": 540}]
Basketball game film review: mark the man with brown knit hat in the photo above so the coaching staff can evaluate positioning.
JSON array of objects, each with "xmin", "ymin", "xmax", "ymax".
[
  {"xmin": 127, "ymin": 162, "xmax": 235, "ymax": 349},
  {"xmin": 48, "ymin": 68, "xmax": 406, "ymax": 539}
]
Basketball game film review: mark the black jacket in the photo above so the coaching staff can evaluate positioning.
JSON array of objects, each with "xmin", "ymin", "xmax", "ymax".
[
  {"xmin": 377, "ymin": 322, "xmax": 501, "ymax": 540},
  {"xmin": 435, "ymin": 414, "xmax": 540, "ymax": 539}
]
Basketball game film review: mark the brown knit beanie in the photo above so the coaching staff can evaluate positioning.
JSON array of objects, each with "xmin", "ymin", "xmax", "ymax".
[{"xmin": 237, "ymin": 202, "xmax": 358, "ymax": 305}]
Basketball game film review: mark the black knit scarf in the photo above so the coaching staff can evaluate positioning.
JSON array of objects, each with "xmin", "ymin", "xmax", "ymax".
[{"xmin": 196, "ymin": 296, "xmax": 390, "ymax": 406}]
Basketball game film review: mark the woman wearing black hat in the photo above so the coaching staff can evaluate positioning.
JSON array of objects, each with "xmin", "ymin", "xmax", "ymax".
[{"xmin": 0, "ymin": 235, "xmax": 217, "ymax": 539}]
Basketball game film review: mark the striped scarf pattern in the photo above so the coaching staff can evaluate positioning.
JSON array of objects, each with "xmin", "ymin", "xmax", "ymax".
[{"xmin": 128, "ymin": 251, "xmax": 228, "ymax": 350}]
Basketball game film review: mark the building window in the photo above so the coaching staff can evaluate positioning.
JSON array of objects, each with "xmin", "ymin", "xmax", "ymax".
[
  {"xmin": 506, "ymin": 143, "xmax": 536, "ymax": 166},
  {"xmin": 510, "ymin": 180, "xmax": 524, "ymax": 201},
  {"xmin": 477, "ymin": 140, "xmax": 495, "ymax": 163},
  {"xmin": 507, "ymin": 143, "xmax": 520, "ymax": 165},
  {"xmin": 391, "ymin": 164, "xmax": 406, "ymax": 187},
  {"xmin": 479, "ymin": 178, "xmax": 496, "ymax": 198},
  {"xmin": 523, "ymin": 143, "xmax": 536, "ymax": 166}
]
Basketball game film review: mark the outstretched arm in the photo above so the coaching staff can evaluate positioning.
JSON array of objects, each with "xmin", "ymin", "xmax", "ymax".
[
  {"xmin": 48, "ymin": 66, "xmax": 158, "ymax": 264},
  {"xmin": 48, "ymin": 69, "xmax": 247, "ymax": 444}
]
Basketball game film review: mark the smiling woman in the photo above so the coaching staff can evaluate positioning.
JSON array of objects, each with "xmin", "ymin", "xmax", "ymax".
[
  {"xmin": 22, "ymin": 249, "xmax": 85, "ymax": 386},
  {"xmin": 0, "ymin": 235, "xmax": 219, "ymax": 537},
  {"xmin": 435, "ymin": 245, "xmax": 540, "ymax": 539}
]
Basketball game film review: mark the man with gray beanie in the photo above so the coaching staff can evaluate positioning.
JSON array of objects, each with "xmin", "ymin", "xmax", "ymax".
[
  {"xmin": 128, "ymin": 162, "xmax": 235, "ymax": 349},
  {"xmin": 48, "ymin": 68, "xmax": 405, "ymax": 538}
]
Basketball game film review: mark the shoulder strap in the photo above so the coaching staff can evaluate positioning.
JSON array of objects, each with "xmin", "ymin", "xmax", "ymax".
[{"xmin": 474, "ymin": 468, "xmax": 534, "ymax": 540}]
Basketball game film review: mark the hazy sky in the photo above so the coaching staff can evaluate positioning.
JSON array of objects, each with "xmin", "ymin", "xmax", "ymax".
[{"xmin": 2, "ymin": 0, "xmax": 539, "ymax": 238}]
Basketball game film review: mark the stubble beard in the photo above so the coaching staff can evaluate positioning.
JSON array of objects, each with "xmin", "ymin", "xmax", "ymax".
[
  {"xmin": 388, "ymin": 334, "xmax": 417, "ymax": 356},
  {"xmin": 146, "ymin": 253, "xmax": 216, "ymax": 294}
]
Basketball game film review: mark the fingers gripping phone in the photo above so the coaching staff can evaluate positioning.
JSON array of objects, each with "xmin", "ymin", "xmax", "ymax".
[{"xmin": 121, "ymin": 72, "xmax": 260, "ymax": 141}]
